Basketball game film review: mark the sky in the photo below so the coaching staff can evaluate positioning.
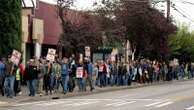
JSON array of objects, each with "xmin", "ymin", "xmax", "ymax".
[{"xmin": 28, "ymin": 0, "xmax": 194, "ymax": 31}]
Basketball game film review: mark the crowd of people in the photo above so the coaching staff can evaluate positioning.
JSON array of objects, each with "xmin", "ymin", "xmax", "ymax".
[{"xmin": 0, "ymin": 55, "xmax": 194, "ymax": 98}]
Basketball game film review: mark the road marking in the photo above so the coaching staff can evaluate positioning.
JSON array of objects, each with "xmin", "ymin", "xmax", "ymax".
[
  {"xmin": 114, "ymin": 101, "xmax": 136, "ymax": 107},
  {"xmin": 185, "ymin": 106, "xmax": 194, "ymax": 110},
  {"xmin": 38, "ymin": 101, "xmax": 72, "ymax": 106},
  {"xmin": 105, "ymin": 101, "xmax": 127, "ymax": 107},
  {"xmin": 74, "ymin": 101, "xmax": 99, "ymax": 106},
  {"xmin": 62, "ymin": 101, "xmax": 98, "ymax": 106},
  {"xmin": 155, "ymin": 101, "xmax": 173, "ymax": 108},
  {"xmin": 13, "ymin": 101, "xmax": 46, "ymax": 106},
  {"xmin": 145, "ymin": 101, "xmax": 167, "ymax": 107},
  {"xmin": 124, "ymin": 99, "xmax": 153, "ymax": 101},
  {"xmin": 60, "ymin": 98, "xmax": 113, "ymax": 101},
  {"xmin": 59, "ymin": 98, "xmax": 156, "ymax": 101},
  {"xmin": 0, "ymin": 101, "xmax": 8, "ymax": 104}
]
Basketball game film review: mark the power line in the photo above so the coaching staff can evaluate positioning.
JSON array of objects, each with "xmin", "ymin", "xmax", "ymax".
[
  {"xmin": 172, "ymin": 6, "xmax": 194, "ymax": 23},
  {"xmin": 173, "ymin": 0, "xmax": 194, "ymax": 5},
  {"xmin": 173, "ymin": 4, "xmax": 193, "ymax": 19},
  {"xmin": 179, "ymin": 0, "xmax": 194, "ymax": 5}
]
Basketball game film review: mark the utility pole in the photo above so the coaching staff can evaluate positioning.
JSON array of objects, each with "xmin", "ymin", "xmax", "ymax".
[{"xmin": 167, "ymin": 0, "xmax": 170, "ymax": 22}]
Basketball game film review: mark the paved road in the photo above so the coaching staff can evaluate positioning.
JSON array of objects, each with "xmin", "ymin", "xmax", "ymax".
[{"xmin": 1, "ymin": 80, "xmax": 194, "ymax": 110}]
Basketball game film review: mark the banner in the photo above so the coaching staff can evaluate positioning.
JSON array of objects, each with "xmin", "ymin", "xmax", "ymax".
[
  {"xmin": 76, "ymin": 67, "xmax": 84, "ymax": 78},
  {"xmin": 46, "ymin": 48, "xmax": 56, "ymax": 62},
  {"xmin": 10, "ymin": 50, "xmax": 21, "ymax": 65},
  {"xmin": 85, "ymin": 46, "xmax": 91, "ymax": 57}
]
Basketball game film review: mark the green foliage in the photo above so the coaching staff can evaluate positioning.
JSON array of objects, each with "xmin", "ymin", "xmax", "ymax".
[
  {"xmin": 0, "ymin": 0, "xmax": 22, "ymax": 57},
  {"xmin": 168, "ymin": 24, "xmax": 194, "ymax": 62}
]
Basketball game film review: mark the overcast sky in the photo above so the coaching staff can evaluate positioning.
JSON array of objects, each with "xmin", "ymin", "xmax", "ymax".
[{"xmin": 36, "ymin": 0, "xmax": 194, "ymax": 31}]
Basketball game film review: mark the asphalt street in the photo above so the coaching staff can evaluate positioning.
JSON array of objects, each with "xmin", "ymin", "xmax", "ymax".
[{"xmin": 1, "ymin": 80, "xmax": 194, "ymax": 110}]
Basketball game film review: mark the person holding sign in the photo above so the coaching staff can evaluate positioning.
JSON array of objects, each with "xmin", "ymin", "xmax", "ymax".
[
  {"xmin": 24, "ymin": 59, "xmax": 39, "ymax": 97},
  {"xmin": 4, "ymin": 56, "xmax": 15, "ymax": 98},
  {"xmin": 76, "ymin": 60, "xmax": 85, "ymax": 92},
  {"xmin": 98, "ymin": 60, "xmax": 107, "ymax": 87},
  {"xmin": 84, "ymin": 59, "xmax": 95, "ymax": 91},
  {"xmin": 58, "ymin": 57, "xmax": 69, "ymax": 94}
]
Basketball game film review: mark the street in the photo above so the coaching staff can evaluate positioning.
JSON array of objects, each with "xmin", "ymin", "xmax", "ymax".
[{"xmin": 1, "ymin": 80, "xmax": 194, "ymax": 110}]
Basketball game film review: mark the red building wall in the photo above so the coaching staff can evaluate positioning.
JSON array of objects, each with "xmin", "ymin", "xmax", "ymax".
[
  {"xmin": 34, "ymin": 1, "xmax": 101, "ymax": 45},
  {"xmin": 35, "ymin": 1, "xmax": 62, "ymax": 45}
]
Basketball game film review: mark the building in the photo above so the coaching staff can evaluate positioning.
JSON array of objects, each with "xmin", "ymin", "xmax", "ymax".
[{"xmin": 21, "ymin": 0, "xmax": 102, "ymax": 63}]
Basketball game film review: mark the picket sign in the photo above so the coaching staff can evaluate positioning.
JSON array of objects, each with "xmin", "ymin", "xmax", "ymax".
[
  {"xmin": 76, "ymin": 67, "xmax": 84, "ymax": 78},
  {"xmin": 85, "ymin": 46, "xmax": 91, "ymax": 57},
  {"xmin": 111, "ymin": 55, "xmax": 116, "ymax": 62},
  {"xmin": 10, "ymin": 50, "xmax": 21, "ymax": 65},
  {"xmin": 99, "ymin": 65, "xmax": 104, "ymax": 72},
  {"xmin": 46, "ymin": 48, "xmax": 56, "ymax": 62}
]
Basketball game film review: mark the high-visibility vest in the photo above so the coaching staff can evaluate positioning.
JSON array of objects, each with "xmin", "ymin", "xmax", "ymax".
[{"xmin": 16, "ymin": 68, "xmax": 20, "ymax": 81}]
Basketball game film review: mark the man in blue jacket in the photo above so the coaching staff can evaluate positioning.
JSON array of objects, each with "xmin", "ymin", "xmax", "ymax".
[
  {"xmin": 58, "ymin": 57, "xmax": 69, "ymax": 94},
  {"xmin": 85, "ymin": 59, "xmax": 94, "ymax": 91}
]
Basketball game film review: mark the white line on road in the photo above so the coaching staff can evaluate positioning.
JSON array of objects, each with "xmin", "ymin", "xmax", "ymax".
[
  {"xmin": 155, "ymin": 101, "xmax": 174, "ymax": 108},
  {"xmin": 105, "ymin": 101, "xmax": 127, "ymax": 107},
  {"xmin": 59, "ymin": 98, "xmax": 157, "ymax": 101},
  {"xmin": 0, "ymin": 101, "xmax": 8, "ymax": 104},
  {"xmin": 38, "ymin": 101, "xmax": 72, "ymax": 106},
  {"xmin": 13, "ymin": 101, "xmax": 46, "ymax": 106},
  {"xmin": 113, "ymin": 101, "xmax": 136, "ymax": 107},
  {"xmin": 59, "ymin": 98, "xmax": 113, "ymax": 101},
  {"xmin": 73, "ymin": 101, "xmax": 99, "ymax": 106},
  {"xmin": 127, "ymin": 99, "xmax": 153, "ymax": 101},
  {"xmin": 185, "ymin": 106, "xmax": 194, "ymax": 110},
  {"xmin": 145, "ymin": 101, "xmax": 167, "ymax": 107},
  {"xmin": 63, "ymin": 101, "xmax": 99, "ymax": 107}
]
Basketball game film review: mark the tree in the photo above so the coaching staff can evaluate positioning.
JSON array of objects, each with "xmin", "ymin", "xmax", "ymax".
[
  {"xmin": 94, "ymin": 0, "xmax": 176, "ymax": 60},
  {"xmin": 168, "ymin": 24, "xmax": 194, "ymax": 62},
  {"xmin": 0, "ymin": 0, "xmax": 22, "ymax": 57},
  {"xmin": 57, "ymin": 0, "xmax": 102, "ymax": 56}
]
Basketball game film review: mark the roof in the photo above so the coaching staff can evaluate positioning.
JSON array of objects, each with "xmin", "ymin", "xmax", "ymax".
[{"xmin": 22, "ymin": 0, "xmax": 37, "ymax": 8}]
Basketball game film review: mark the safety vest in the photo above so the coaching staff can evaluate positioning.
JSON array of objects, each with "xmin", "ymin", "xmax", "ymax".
[{"xmin": 16, "ymin": 68, "xmax": 20, "ymax": 81}]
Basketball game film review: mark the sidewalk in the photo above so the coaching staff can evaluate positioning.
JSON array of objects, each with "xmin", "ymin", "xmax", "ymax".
[{"xmin": 0, "ymin": 79, "xmax": 191, "ymax": 107}]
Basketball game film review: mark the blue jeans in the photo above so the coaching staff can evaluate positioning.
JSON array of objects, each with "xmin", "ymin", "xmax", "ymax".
[
  {"xmin": 117, "ymin": 75, "xmax": 123, "ymax": 86},
  {"xmin": 61, "ymin": 75, "xmax": 69, "ymax": 93},
  {"xmin": 77, "ymin": 78, "xmax": 84, "ymax": 92},
  {"xmin": 27, "ymin": 79, "xmax": 37, "ymax": 96},
  {"xmin": 100, "ymin": 73, "xmax": 106, "ymax": 87},
  {"xmin": 153, "ymin": 72, "xmax": 158, "ymax": 81},
  {"xmin": 54, "ymin": 77, "xmax": 61, "ymax": 90},
  {"xmin": 125, "ymin": 73, "xmax": 131, "ymax": 85},
  {"xmin": 105, "ymin": 75, "xmax": 110, "ymax": 86},
  {"xmin": 96, "ymin": 77, "xmax": 100, "ymax": 86},
  {"xmin": 110, "ymin": 74, "xmax": 116, "ymax": 86},
  {"xmin": 4, "ymin": 76, "xmax": 15, "ymax": 97},
  {"xmin": 50, "ymin": 74, "xmax": 55, "ymax": 90}
]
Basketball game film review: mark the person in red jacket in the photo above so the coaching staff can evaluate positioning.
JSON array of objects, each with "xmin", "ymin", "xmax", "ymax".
[
  {"xmin": 98, "ymin": 60, "xmax": 107, "ymax": 87},
  {"xmin": 19, "ymin": 63, "xmax": 24, "ymax": 83}
]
